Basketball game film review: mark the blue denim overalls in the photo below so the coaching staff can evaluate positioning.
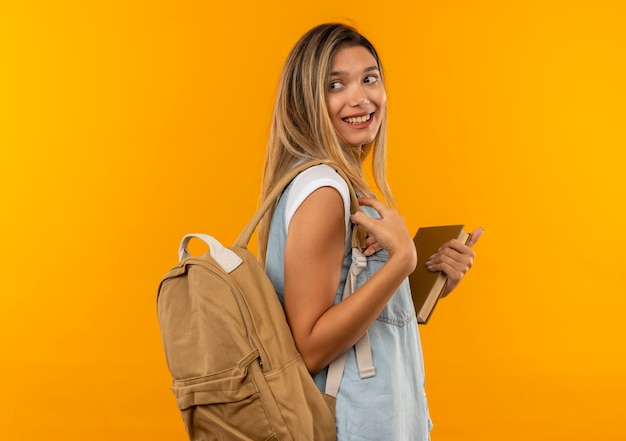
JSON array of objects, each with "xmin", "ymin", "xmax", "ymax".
[{"xmin": 266, "ymin": 179, "xmax": 432, "ymax": 441}]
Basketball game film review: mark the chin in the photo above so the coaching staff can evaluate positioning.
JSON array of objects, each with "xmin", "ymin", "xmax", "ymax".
[{"xmin": 346, "ymin": 136, "xmax": 376, "ymax": 148}]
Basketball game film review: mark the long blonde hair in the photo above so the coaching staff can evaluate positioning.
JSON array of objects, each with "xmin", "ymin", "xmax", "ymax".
[{"xmin": 258, "ymin": 23, "xmax": 394, "ymax": 260}]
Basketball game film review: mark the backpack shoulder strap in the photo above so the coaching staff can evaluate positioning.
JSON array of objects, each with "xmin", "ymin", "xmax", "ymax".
[{"xmin": 234, "ymin": 160, "xmax": 364, "ymax": 249}]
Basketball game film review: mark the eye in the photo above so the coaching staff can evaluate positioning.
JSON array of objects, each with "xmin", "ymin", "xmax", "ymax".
[
  {"xmin": 329, "ymin": 80, "xmax": 342, "ymax": 90},
  {"xmin": 364, "ymin": 74, "xmax": 378, "ymax": 84}
]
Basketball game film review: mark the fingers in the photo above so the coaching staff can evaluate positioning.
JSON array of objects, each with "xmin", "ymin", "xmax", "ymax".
[
  {"xmin": 426, "ymin": 246, "xmax": 473, "ymax": 277},
  {"xmin": 350, "ymin": 198, "xmax": 414, "ymax": 263},
  {"xmin": 466, "ymin": 226, "xmax": 485, "ymax": 248},
  {"xmin": 356, "ymin": 197, "xmax": 389, "ymax": 213},
  {"xmin": 351, "ymin": 198, "xmax": 403, "ymax": 229},
  {"xmin": 349, "ymin": 200, "xmax": 387, "ymax": 232},
  {"xmin": 363, "ymin": 234, "xmax": 381, "ymax": 256},
  {"xmin": 426, "ymin": 247, "xmax": 472, "ymax": 297},
  {"xmin": 427, "ymin": 227, "xmax": 482, "ymax": 297}
]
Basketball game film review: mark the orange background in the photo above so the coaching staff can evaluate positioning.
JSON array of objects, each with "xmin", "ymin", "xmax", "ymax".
[{"xmin": 2, "ymin": 1, "xmax": 625, "ymax": 440}]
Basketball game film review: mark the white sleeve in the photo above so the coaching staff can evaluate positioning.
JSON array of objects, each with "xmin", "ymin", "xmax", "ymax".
[{"xmin": 285, "ymin": 165, "xmax": 351, "ymax": 238}]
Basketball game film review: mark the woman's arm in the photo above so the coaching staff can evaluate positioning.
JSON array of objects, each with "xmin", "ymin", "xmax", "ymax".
[{"xmin": 284, "ymin": 191, "xmax": 416, "ymax": 374}]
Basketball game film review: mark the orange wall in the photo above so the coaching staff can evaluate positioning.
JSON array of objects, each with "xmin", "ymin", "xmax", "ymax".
[{"xmin": 1, "ymin": 1, "xmax": 624, "ymax": 440}]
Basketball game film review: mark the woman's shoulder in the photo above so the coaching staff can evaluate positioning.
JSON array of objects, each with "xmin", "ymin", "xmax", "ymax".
[
  {"xmin": 294, "ymin": 164, "xmax": 349, "ymax": 190},
  {"xmin": 285, "ymin": 164, "xmax": 351, "ymax": 229}
]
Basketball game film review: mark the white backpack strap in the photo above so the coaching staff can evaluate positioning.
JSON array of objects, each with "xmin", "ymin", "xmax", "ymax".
[
  {"xmin": 354, "ymin": 332, "xmax": 376, "ymax": 378},
  {"xmin": 325, "ymin": 352, "xmax": 347, "ymax": 398},
  {"xmin": 348, "ymin": 248, "xmax": 376, "ymax": 379},
  {"xmin": 325, "ymin": 247, "xmax": 376, "ymax": 397},
  {"xmin": 178, "ymin": 233, "xmax": 243, "ymax": 273}
]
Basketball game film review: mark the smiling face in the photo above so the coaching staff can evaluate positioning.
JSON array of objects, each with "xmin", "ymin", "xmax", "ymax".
[{"xmin": 326, "ymin": 45, "xmax": 387, "ymax": 149}]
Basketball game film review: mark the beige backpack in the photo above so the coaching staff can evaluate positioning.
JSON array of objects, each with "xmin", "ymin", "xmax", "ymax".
[{"xmin": 157, "ymin": 161, "xmax": 373, "ymax": 440}]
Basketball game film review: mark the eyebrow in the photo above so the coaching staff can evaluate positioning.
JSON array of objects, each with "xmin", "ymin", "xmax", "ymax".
[{"xmin": 329, "ymin": 65, "xmax": 380, "ymax": 77}]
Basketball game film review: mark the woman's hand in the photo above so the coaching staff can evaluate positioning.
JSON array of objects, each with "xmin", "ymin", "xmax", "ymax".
[
  {"xmin": 351, "ymin": 198, "xmax": 417, "ymax": 275},
  {"xmin": 363, "ymin": 233, "xmax": 382, "ymax": 256},
  {"xmin": 426, "ymin": 226, "xmax": 484, "ymax": 297}
]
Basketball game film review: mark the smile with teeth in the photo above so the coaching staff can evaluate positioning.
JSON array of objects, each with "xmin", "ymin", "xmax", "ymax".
[{"xmin": 343, "ymin": 113, "xmax": 373, "ymax": 124}]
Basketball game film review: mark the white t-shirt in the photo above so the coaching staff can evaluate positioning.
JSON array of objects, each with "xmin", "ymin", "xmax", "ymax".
[{"xmin": 284, "ymin": 164, "xmax": 352, "ymax": 241}]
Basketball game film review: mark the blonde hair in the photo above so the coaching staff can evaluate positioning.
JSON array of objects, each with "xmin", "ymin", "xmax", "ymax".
[{"xmin": 258, "ymin": 23, "xmax": 394, "ymax": 260}]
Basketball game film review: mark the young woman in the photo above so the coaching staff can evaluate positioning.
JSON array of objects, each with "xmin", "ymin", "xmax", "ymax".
[{"xmin": 259, "ymin": 23, "xmax": 482, "ymax": 440}]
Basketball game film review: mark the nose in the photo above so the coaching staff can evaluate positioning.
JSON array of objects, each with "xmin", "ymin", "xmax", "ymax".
[{"xmin": 349, "ymin": 84, "xmax": 370, "ymax": 107}]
